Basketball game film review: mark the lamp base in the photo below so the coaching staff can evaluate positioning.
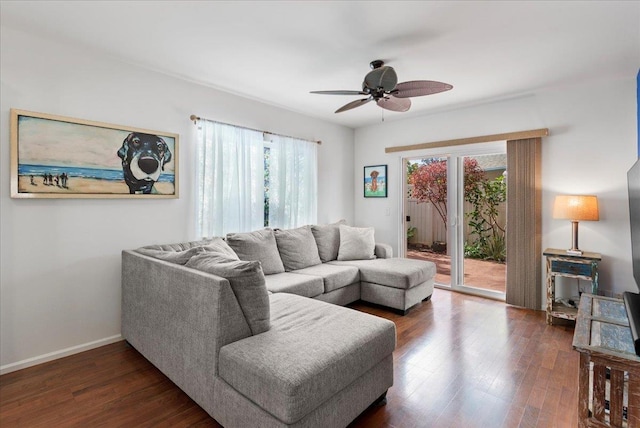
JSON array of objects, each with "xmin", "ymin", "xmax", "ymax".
[{"xmin": 567, "ymin": 221, "xmax": 582, "ymax": 256}]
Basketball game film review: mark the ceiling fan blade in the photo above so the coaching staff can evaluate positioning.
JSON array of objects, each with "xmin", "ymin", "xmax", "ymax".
[
  {"xmin": 364, "ymin": 66, "xmax": 398, "ymax": 92},
  {"xmin": 310, "ymin": 90, "xmax": 368, "ymax": 96},
  {"xmin": 335, "ymin": 97, "xmax": 372, "ymax": 113},
  {"xmin": 377, "ymin": 96, "xmax": 411, "ymax": 112},
  {"xmin": 393, "ymin": 80, "xmax": 453, "ymax": 98}
]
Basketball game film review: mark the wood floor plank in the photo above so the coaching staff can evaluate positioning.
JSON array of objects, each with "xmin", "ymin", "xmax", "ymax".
[{"xmin": 1, "ymin": 288, "xmax": 580, "ymax": 427}]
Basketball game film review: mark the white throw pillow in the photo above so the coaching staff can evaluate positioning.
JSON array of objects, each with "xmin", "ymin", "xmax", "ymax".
[{"xmin": 337, "ymin": 225, "xmax": 376, "ymax": 261}]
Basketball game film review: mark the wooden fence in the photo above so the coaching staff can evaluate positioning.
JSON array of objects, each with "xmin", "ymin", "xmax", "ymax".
[{"xmin": 406, "ymin": 189, "xmax": 506, "ymax": 247}]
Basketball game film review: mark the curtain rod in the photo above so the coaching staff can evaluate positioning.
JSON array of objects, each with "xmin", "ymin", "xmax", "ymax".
[{"xmin": 189, "ymin": 114, "xmax": 321, "ymax": 145}]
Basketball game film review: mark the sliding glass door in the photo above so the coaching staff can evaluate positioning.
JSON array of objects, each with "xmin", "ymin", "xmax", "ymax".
[{"xmin": 404, "ymin": 145, "xmax": 506, "ymax": 300}]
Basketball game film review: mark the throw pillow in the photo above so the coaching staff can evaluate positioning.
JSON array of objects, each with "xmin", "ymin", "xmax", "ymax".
[
  {"xmin": 137, "ymin": 237, "xmax": 238, "ymax": 265},
  {"xmin": 311, "ymin": 220, "xmax": 346, "ymax": 263},
  {"xmin": 137, "ymin": 246, "xmax": 210, "ymax": 265},
  {"xmin": 337, "ymin": 224, "xmax": 376, "ymax": 261},
  {"xmin": 203, "ymin": 237, "xmax": 240, "ymax": 260},
  {"xmin": 226, "ymin": 229, "xmax": 285, "ymax": 275},
  {"xmin": 186, "ymin": 253, "xmax": 270, "ymax": 335},
  {"xmin": 140, "ymin": 238, "xmax": 222, "ymax": 252},
  {"xmin": 274, "ymin": 226, "xmax": 322, "ymax": 271}
]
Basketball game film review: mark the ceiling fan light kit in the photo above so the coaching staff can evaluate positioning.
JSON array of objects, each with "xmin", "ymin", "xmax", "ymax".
[{"xmin": 311, "ymin": 60, "xmax": 453, "ymax": 114}]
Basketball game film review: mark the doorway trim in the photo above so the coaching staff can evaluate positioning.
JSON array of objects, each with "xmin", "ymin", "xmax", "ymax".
[{"xmin": 386, "ymin": 128, "xmax": 548, "ymax": 153}]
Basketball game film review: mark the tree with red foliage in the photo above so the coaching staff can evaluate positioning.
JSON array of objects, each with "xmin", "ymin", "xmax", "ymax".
[{"xmin": 408, "ymin": 158, "xmax": 485, "ymax": 230}]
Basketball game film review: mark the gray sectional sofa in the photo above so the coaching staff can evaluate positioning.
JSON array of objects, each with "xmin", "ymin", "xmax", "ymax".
[{"xmin": 121, "ymin": 222, "xmax": 436, "ymax": 427}]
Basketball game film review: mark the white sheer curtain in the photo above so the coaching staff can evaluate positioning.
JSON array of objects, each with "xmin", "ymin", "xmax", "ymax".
[
  {"xmin": 268, "ymin": 134, "xmax": 317, "ymax": 229},
  {"xmin": 196, "ymin": 120, "xmax": 265, "ymax": 237}
]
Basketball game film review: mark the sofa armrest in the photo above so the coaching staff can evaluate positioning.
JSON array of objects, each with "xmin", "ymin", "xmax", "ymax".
[
  {"xmin": 121, "ymin": 250, "xmax": 251, "ymax": 411},
  {"xmin": 375, "ymin": 243, "xmax": 393, "ymax": 259}
]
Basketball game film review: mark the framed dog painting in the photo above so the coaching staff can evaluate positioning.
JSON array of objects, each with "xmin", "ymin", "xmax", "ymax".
[
  {"xmin": 364, "ymin": 165, "xmax": 387, "ymax": 198},
  {"xmin": 10, "ymin": 109, "xmax": 179, "ymax": 199}
]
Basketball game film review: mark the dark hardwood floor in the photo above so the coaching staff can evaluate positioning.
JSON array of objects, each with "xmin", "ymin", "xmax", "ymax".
[{"xmin": 0, "ymin": 289, "xmax": 578, "ymax": 427}]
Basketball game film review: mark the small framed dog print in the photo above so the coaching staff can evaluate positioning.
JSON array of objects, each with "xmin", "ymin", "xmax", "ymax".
[
  {"xmin": 10, "ymin": 109, "xmax": 178, "ymax": 199},
  {"xmin": 364, "ymin": 164, "xmax": 387, "ymax": 198}
]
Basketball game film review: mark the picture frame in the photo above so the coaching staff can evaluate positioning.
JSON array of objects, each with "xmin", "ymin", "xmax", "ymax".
[
  {"xmin": 364, "ymin": 164, "xmax": 387, "ymax": 198},
  {"xmin": 10, "ymin": 109, "xmax": 179, "ymax": 199}
]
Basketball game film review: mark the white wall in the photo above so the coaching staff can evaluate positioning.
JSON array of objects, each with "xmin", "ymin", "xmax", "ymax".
[
  {"xmin": 354, "ymin": 77, "xmax": 637, "ymax": 301},
  {"xmin": 0, "ymin": 26, "xmax": 354, "ymax": 373}
]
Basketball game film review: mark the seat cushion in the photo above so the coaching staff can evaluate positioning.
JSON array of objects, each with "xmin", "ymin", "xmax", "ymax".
[
  {"xmin": 291, "ymin": 263, "xmax": 359, "ymax": 293},
  {"xmin": 218, "ymin": 293, "xmax": 396, "ymax": 425},
  {"xmin": 264, "ymin": 272, "xmax": 324, "ymax": 298},
  {"xmin": 330, "ymin": 258, "xmax": 436, "ymax": 290}
]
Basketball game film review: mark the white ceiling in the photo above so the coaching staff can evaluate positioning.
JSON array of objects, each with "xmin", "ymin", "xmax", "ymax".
[{"xmin": 1, "ymin": 1, "xmax": 639, "ymax": 129}]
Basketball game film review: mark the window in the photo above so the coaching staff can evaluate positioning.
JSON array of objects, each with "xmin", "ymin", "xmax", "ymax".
[{"xmin": 196, "ymin": 120, "xmax": 317, "ymax": 237}]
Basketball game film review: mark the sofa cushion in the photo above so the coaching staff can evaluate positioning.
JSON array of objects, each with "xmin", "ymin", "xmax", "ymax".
[
  {"xmin": 291, "ymin": 263, "xmax": 360, "ymax": 293},
  {"xmin": 218, "ymin": 293, "xmax": 396, "ymax": 425},
  {"xmin": 136, "ymin": 245, "xmax": 211, "ymax": 265},
  {"xmin": 274, "ymin": 226, "xmax": 322, "ymax": 271},
  {"xmin": 264, "ymin": 272, "xmax": 324, "ymax": 298},
  {"xmin": 138, "ymin": 237, "xmax": 238, "ymax": 261},
  {"xmin": 330, "ymin": 258, "xmax": 436, "ymax": 290},
  {"xmin": 226, "ymin": 229, "xmax": 285, "ymax": 275},
  {"xmin": 337, "ymin": 225, "xmax": 376, "ymax": 261},
  {"xmin": 137, "ymin": 237, "xmax": 239, "ymax": 264},
  {"xmin": 138, "ymin": 238, "xmax": 215, "ymax": 252},
  {"xmin": 186, "ymin": 253, "xmax": 270, "ymax": 335},
  {"xmin": 311, "ymin": 220, "xmax": 346, "ymax": 263}
]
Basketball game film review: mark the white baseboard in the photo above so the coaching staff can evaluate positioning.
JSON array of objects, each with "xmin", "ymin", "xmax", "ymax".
[{"xmin": 0, "ymin": 334, "xmax": 123, "ymax": 375}]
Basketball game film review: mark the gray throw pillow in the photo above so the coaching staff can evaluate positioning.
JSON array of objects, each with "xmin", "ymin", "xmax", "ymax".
[
  {"xmin": 311, "ymin": 220, "xmax": 346, "ymax": 263},
  {"xmin": 137, "ymin": 246, "xmax": 211, "ymax": 265},
  {"xmin": 226, "ymin": 229, "xmax": 285, "ymax": 275},
  {"xmin": 140, "ymin": 237, "xmax": 226, "ymax": 252},
  {"xmin": 203, "ymin": 237, "xmax": 240, "ymax": 260},
  {"xmin": 274, "ymin": 226, "xmax": 322, "ymax": 271},
  {"xmin": 337, "ymin": 224, "xmax": 376, "ymax": 261},
  {"xmin": 137, "ymin": 237, "xmax": 238, "ymax": 265},
  {"xmin": 186, "ymin": 253, "xmax": 270, "ymax": 335}
]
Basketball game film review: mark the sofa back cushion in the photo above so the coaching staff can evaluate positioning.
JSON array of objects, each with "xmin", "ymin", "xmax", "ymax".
[
  {"xmin": 337, "ymin": 225, "xmax": 376, "ymax": 261},
  {"xmin": 274, "ymin": 226, "xmax": 322, "ymax": 271},
  {"xmin": 311, "ymin": 220, "xmax": 346, "ymax": 263},
  {"xmin": 226, "ymin": 229, "xmax": 285, "ymax": 275},
  {"xmin": 137, "ymin": 237, "xmax": 239, "ymax": 265},
  {"xmin": 186, "ymin": 253, "xmax": 271, "ymax": 335}
]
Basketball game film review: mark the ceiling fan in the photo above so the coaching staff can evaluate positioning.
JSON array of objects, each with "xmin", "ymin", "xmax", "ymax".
[{"xmin": 311, "ymin": 60, "xmax": 453, "ymax": 113}]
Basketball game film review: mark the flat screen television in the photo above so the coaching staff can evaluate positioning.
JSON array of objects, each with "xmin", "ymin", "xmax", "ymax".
[{"xmin": 624, "ymin": 158, "xmax": 640, "ymax": 355}]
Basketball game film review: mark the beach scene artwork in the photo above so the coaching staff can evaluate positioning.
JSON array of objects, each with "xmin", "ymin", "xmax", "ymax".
[
  {"xmin": 11, "ymin": 110, "xmax": 178, "ymax": 198},
  {"xmin": 364, "ymin": 165, "xmax": 387, "ymax": 198}
]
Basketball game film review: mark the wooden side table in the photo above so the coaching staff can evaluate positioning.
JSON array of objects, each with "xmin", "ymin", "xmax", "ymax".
[
  {"xmin": 544, "ymin": 248, "xmax": 601, "ymax": 325},
  {"xmin": 573, "ymin": 294, "xmax": 640, "ymax": 428}
]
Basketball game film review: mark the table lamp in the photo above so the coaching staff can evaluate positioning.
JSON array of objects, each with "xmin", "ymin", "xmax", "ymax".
[{"xmin": 552, "ymin": 195, "xmax": 599, "ymax": 255}]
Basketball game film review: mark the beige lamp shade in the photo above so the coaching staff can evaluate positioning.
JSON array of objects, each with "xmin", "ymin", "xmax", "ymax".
[{"xmin": 552, "ymin": 195, "xmax": 599, "ymax": 221}]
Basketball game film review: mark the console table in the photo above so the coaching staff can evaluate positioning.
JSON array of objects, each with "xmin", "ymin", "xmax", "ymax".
[
  {"xmin": 544, "ymin": 248, "xmax": 601, "ymax": 325},
  {"xmin": 573, "ymin": 293, "xmax": 640, "ymax": 427}
]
